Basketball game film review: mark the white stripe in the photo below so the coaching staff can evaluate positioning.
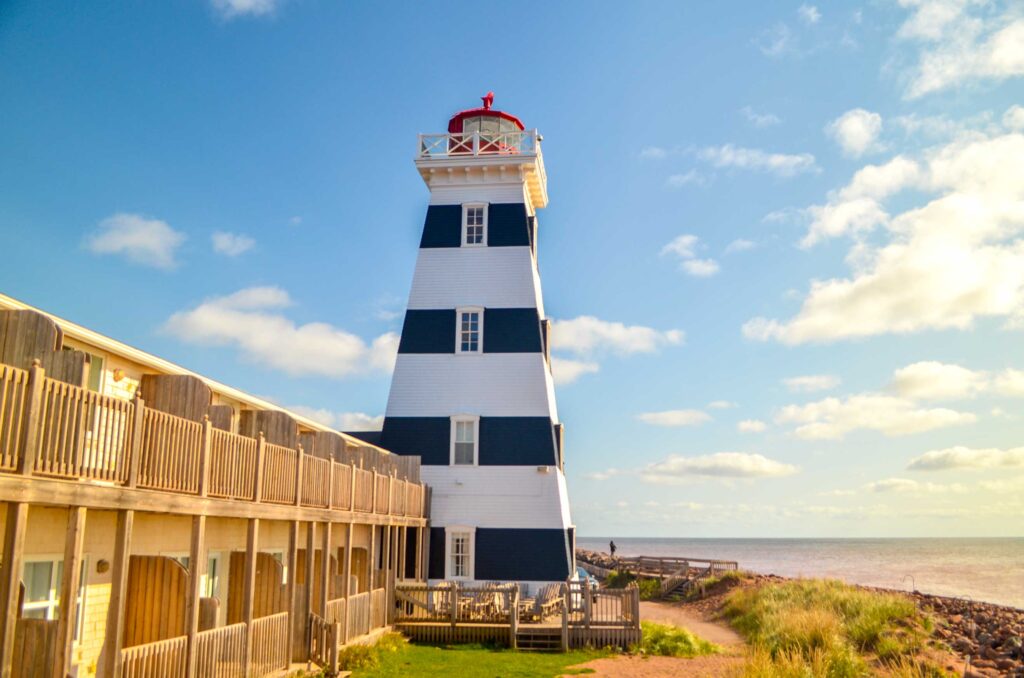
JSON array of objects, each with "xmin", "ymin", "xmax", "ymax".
[
  {"xmin": 428, "ymin": 182, "xmax": 529, "ymax": 206},
  {"xmin": 407, "ymin": 247, "xmax": 544, "ymax": 314},
  {"xmin": 386, "ymin": 354, "xmax": 556, "ymax": 418},
  {"xmin": 422, "ymin": 466, "xmax": 572, "ymax": 530}
]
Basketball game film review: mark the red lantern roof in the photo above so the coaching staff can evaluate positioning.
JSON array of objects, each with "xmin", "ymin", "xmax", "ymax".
[{"xmin": 447, "ymin": 92, "xmax": 525, "ymax": 134}]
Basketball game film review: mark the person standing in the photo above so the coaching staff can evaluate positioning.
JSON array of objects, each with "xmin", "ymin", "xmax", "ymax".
[{"xmin": 609, "ymin": 540, "xmax": 617, "ymax": 558}]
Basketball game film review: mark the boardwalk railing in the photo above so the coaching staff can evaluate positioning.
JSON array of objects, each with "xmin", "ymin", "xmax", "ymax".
[
  {"xmin": 613, "ymin": 555, "xmax": 739, "ymax": 576},
  {"xmin": 120, "ymin": 635, "xmax": 188, "ymax": 678},
  {"xmin": 250, "ymin": 612, "xmax": 289, "ymax": 676},
  {"xmin": 194, "ymin": 622, "xmax": 246, "ymax": 678},
  {"xmin": 0, "ymin": 362, "xmax": 427, "ymax": 517}
]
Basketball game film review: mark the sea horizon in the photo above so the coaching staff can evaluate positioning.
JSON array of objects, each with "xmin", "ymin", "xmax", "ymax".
[{"xmin": 578, "ymin": 536, "xmax": 1024, "ymax": 609}]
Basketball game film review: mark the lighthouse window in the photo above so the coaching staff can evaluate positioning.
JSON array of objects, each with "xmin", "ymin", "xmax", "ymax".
[
  {"xmin": 450, "ymin": 416, "xmax": 479, "ymax": 465},
  {"xmin": 456, "ymin": 308, "xmax": 482, "ymax": 354},
  {"xmin": 462, "ymin": 204, "xmax": 487, "ymax": 246}
]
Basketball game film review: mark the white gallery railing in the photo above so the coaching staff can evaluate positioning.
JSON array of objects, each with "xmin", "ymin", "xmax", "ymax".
[{"xmin": 418, "ymin": 130, "xmax": 541, "ymax": 159}]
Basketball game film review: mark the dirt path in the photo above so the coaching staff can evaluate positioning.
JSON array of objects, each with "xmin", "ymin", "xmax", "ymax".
[{"xmin": 639, "ymin": 600, "xmax": 744, "ymax": 649}]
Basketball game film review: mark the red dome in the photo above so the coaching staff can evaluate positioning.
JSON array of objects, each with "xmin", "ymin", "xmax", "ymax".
[{"xmin": 447, "ymin": 92, "xmax": 525, "ymax": 134}]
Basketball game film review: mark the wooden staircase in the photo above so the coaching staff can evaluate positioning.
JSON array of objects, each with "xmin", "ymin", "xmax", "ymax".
[{"xmin": 515, "ymin": 626, "xmax": 563, "ymax": 652}]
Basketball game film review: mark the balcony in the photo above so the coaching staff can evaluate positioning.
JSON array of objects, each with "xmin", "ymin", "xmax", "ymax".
[{"xmin": 415, "ymin": 130, "xmax": 548, "ymax": 208}]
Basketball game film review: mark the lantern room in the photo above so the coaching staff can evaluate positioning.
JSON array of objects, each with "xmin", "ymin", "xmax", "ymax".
[{"xmin": 447, "ymin": 91, "xmax": 525, "ymax": 136}]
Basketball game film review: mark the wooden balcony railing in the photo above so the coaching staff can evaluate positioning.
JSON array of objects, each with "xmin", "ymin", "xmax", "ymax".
[
  {"xmin": 194, "ymin": 622, "xmax": 246, "ymax": 677},
  {"xmin": 120, "ymin": 635, "xmax": 187, "ymax": 678},
  {"xmin": 250, "ymin": 612, "xmax": 289, "ymax": 677},
  {"xmin": 0, "ymin": 362, "xmax": 426, "ymax": 518}
]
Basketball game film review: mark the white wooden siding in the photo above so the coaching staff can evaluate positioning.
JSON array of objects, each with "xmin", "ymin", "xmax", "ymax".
[
  {"xmin": 407, "ymin": 247, "xmax": 544, "ymax": 314},
  {"xmin": 422, "ymin": 466, "xmax": 572, "ymax": 530},
  {"xmin": 427, "ymin": 182, "xmax": 530, "ymax": 207},
  {"xmin": 385, "ymin": 354, "xmax": 557, "ymax": 419}
]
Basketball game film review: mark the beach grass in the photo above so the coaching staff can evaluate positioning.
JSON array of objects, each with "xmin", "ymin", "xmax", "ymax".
[
  {"xmin": 339, "ymin": 633, "xmax": 610, "ymax": 677},
  {"xmin": 723, "ymin": 578, "xmax": 940, "ymax": 676},
  {"xmin": 636, "ymin": 621, "xmax": 721, "ymax": 657}
]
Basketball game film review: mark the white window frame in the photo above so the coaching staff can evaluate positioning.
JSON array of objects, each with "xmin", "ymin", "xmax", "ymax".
[
  {"xmin": 449, "ymin": 415, "xmax": 480, "ymax": 466},
  {"xmin": 461, "ymin": 204, "xmax": 488, "ymax": 247},
  {"xmin": 444, "ymin": 526, "xmax": 475, "ymax": 581},
  {"xmin": 22, "ymin": 554, "xmax": 88, "ymax": 642},
  {"xmin": 455, "ymin": 307, "xmax": 484, "ymax": 355}
]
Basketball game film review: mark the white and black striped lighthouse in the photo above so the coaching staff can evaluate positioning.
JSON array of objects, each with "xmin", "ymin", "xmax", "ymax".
[{"xmin": 380, "ymin": 94, "xmax": 574, "ymax": 592}]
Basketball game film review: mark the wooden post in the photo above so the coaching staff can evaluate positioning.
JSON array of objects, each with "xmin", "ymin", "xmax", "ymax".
[
  {"xmin": 341, "ymin": 523, "xmax": 353, "ymax": 643},
  {"xmin": 100, "ymin": 509, "xmax": 134, "ymax": 678},
  {"xmin": 53, "ymin": 507, "xmax": 87, "ymax": 678},
  {"xmin": 253, "ymin": 433, "xmax": 266, "ymax": 503},
  {"xmin": 294, "ymin": 446, "xmax": 304, "ymax": 507},
  {"xmin": 184, "ymin": 515, "xmax": 206, "ymax": 678},
  {"xmin": 584, "ymin": 581, "xmax": 592, "ymax": 630},
  {"xmin": 509, "ymin": 586, "xmax": 518, "ymax": 650},
  {"xmin": 383, "ymin": 526, "xmax": 393, "ymax": 624},
  {"xmin": 303, "ymin": 522, "xmax": 315, "ymax": 657},
  {"xmin": 197, "ymin": 417, "xmax": 211, "ymax": 497},
  {"xmin": 387, "ymin": 474, "xmax": 393, "ymax": 515},
  {"xmin": 0, "ymin": 502, "xmax": 28, "ymax": 678},
  {"xmin": 414, "ymin": 528, "xmax": 423, "ymax": 581},
  {"xmin": 560, "ymin": 583, "xmax": 569, "ymax": 652},
  {"xmin": 15, "ymin": 361, "xmax": 44, "ymax": 476},
  {"xmin": 126, "ymin": 398, "xmax": 144, "ymax": 488},
  {"xmin": 368, "ymin": 525, "xmax": 377, "ymax": 592},
  {"xmin": 370, "ymin": 471, "xmax": 378, "ymax": 513},
  {"xmin": 242, "ymin": 518, "xmax": 259, "ymax": 676},
  {"xmin": 450, "ymin": 581, "xmax": 458, "ymax": 629},
  {"xmin": 327, "ymin": 461, "xmax": 335, "ymax": 509},
  {"xmin": 318, "ymin": 522, "xmax": 331, "ymax": 616},
  {"xmin": 382, "ymin": 526, "xmax": 391, "ymax": 592},
  {"xmin": 286, "ymin": 520, "xmax": 300, "ymax": 661}
]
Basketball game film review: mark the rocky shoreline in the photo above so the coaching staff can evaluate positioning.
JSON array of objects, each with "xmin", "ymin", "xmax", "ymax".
[{"xmin": 576, "ymin": 549, "xmax": 1023, "ymax": 676}]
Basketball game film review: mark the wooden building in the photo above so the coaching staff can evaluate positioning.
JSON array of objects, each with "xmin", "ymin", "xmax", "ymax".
[{"xmin": 0, "ymin": 294, "xmax": 430, "ymax": 677}]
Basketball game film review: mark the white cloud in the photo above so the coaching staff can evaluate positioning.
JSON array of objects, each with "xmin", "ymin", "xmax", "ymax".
[
  {"xmin": 550, "ymin": 357, "xmax": 600, "ymax": 385},
  {"xmin": 725, "ymin": 239, "xmax": 756, "ymax": 254},
  {"xmin": 890, "ymin": 361, "xmax": 989, "ymax": 400},
  {"xmin": 667, "ymin": 170, "xmax": 704, "ymax": 188},
  {"xmin": 864, "ymin": 477, "xmax": 966, "ymax": 494},
  {"xmin": 211, "ymin": 231, "xmax": 255, "ymax": 257},
  {"xmin": 211, "ymin": 0, "xmax": 281, "ymax": 19},
  {"xmin": 1004, "ymin": 105, "xmax": 1024, "ymax": 131},
  {"xmin": 551, "ymin": 316, "xmax": 683, "ymax": 356},
  {"xmin": 698, "ymin": 144, "xmax": 818, "ymax": 177},
  {"xmin": 776, "ymin": 393, "xmax": 976, "ymax": 440},
  {"xmin": 636, "ymin": 409, "xmax": 711, "ymax": 427},
  {"xmin": 641, "ymin": 452, "xmax": 798, "ymax": 481},
  {"xmin": 897, "ymin": 2, "xmax": 1024, "ymax": 98},
  {"xmin": 755, "ymin": 23, "xmax": 794, "ymax": 57},
  {"xmin": 907, "ymin": 446, "xmax": 1024, "ymax": 471},
  {"xmin": 994, "ymin": 368, "xmax": 1024, "ymax": 396},
  {"xmin": 738, "ymin": 419, "xmax": 767, "ymax": 433},
  {"xmin": 661, "ymin": 235, "xmax": 720, "ymax": 277},
  {"xmin": 641, "ymin": 146, "xmax": 669, "ymax": 159},
  {"xmin": 163, "ymin": 286, "xmax": 398, "ymax": 378},
  {"xmin": 286, "ymin": 406, "xmax": 383, "ymax": 431},
  {"xmin": 708, "ymin": 400, "xmax": 737, "ymax": 409},
  {"xmin": 783, "ymin": 374, "xmax": 841, "ymax": 393},
  {"xmin": 85, "ymin": 213, "xmax": 185, "ymax": 270},
  {"xmin": 798, "ymin": 4, "xmax": 821, "ymax": 25},
  {"xmin": 584, "ymin": 468, "xmax": 622, "ymax": 481},
  {"xmin": 745, "ymin": 125, "xmax": 1024, "ymax": 344},
  {"xmin": 740, "ymin": 106, "xmax": 782, "ymax": 128},
  {"xmin": 827, "ymin": 109, "xmax": 884, "ymax": 157}
]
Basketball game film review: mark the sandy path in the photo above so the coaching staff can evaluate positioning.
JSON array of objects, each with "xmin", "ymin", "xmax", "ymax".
[{"xmin": 639, "ymin": 601, "xmax": 744, "ymax": 649}]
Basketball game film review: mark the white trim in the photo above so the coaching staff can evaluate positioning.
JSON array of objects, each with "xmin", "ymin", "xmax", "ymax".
[
  {"xmin": 449, "ymin": 415, "xmax": 479, "ymax": 466},
  {"xmin": 454, "ymin": 306, "xmax": 484, "ymax": 355},
  {"xmin": 461, "ymin": 203, "xmax": 488, "ymax": 247},
  {"xmin": 22, "ymin": 554, "xmax": 89, "ymax": 641},
  {"xmin": 444, "ymin": 526, "xmax": 476, "ymax": 581}
]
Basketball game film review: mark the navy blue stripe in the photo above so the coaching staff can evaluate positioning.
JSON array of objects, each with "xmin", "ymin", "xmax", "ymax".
[
  {"xmin": 397, "ymin": 308, "xmax": 542, "ymax": 354},
  {"xmin": 381, "ymin": 416, "xmax": 558, "ymax": 466},
  {"xmin": 428, "ymin": 527, "xmax": 446, "ymax": 579},
  {"xmin": 475, "ymin": 528, "xmax": 571, "ymax": 581},
  {"xmin": 418, "ymin": 203, "xmax": 531, "ymax": 248}
]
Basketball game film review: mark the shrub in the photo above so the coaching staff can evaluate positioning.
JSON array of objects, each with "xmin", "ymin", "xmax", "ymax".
[
  {"xmin": 636, "ymin": 621, "xmax": 719, "ymax": 658},
  {"xmin": 338, "ymin": 632, "xmax": 409, "ymax": 671},
  {"xmin": 637, "ymin": 578, "xmax": 662, "ymax": 600}
]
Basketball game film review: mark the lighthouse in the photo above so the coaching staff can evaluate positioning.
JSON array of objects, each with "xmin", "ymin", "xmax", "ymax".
[{"xmin": 380, "ymin": 95, "xmax": 574, "ymax": 592}]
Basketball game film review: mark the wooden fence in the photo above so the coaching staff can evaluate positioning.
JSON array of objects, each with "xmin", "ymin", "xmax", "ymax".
[
  {"xmin": 250, "ymin": 612, "xmax": 290, "ymax": 676},
  {"xmin": 325, "ymin": 597, "xmax": 347, "ymax": 626},
  {"xmin": 194, "ymin": 622, "xmax": 246, "ymax": 678},
  {"xmin": 0, "ymin": 362, "xmax": 427, "ymax": 518},
  {"xmin": 371, "ymin": 588, "xmax": 387, "ymax": 629},
  {"xmin": 308, "ymin": 613, "xmax": 339, "ymax": 674},
  {"xmin": 120, "ymin": 635, "xmax": 188, "ymax": 678},
  {"xmin": 347, "ymin": 591, "xmax": 370, "ymax": 638}
]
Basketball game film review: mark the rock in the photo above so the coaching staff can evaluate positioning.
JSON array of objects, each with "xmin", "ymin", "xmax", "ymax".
[{"xmin": 996, "ymin": 658, "xmax": 1018, "ymax": 670}]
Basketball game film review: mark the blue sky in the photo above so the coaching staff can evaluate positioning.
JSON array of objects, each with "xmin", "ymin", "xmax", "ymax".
[{"xmin": 2, "ymin": 0, "xmax": 1023, "ymax": 538}]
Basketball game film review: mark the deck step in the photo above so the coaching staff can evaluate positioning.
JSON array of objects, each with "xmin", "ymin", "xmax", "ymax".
[{"xmin": 516, "ymin": 629, "xmax": 563, "ymax": 652}]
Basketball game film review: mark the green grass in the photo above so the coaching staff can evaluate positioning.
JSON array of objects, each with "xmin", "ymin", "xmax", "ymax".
[
  {"xmin": 343, "ymin": 634, "xmax": 610, "ymax": 678},
  {"xmin": 603, "ymin": 570, "xmax": 661, "ymax": 600},
  {"xmin": 636, "ymin": 621, "xmax": 720, "ymax": 657},
  {"xmin": 723, "ymin": 579, "xmax": 937, "ymax": 677}
]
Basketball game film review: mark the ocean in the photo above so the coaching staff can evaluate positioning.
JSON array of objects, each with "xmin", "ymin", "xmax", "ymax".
[{"xmin": 577, "ymin": 537, "xmax": 1024, "ymax": 609}]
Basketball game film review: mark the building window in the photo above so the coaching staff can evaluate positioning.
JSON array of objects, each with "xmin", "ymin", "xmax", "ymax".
[
  {"xmin": 456, "ymin": 307, "xmax": 483, "ymax": 354},
  {"xmin": 22, "ymin": 557, "xmax": 88, "ymax": 640},
  {"xmin": 446, "ymin": 527, "xmax": 474, "ymax": 580},
  {"xmin": 462, "ymin": 204, "xmax": 487, "ymax": 246},
  {"xmin": 450, "ymin": 415, "xmax": 479, "ymax": 465}
]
